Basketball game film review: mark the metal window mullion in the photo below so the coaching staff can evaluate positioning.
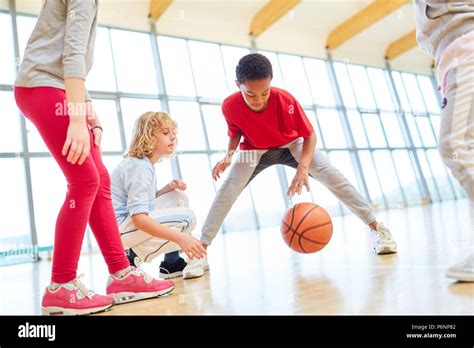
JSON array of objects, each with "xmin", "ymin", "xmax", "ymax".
[
  {"xmin": 326, "ymin": 52, "xmax": 373, "ymax": 209},
  {"xmin": 10, "ymin": 0, "xmax": 38, "ymax": 260},
  {"xmin": 385, "ymin": 62, "xmax": 433, "ymax": 202}
]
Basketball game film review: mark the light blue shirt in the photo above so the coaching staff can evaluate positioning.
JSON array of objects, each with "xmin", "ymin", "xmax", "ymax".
[{"xmin": 111, "ymin": 156, "xmax": 157, "ymax": 226}]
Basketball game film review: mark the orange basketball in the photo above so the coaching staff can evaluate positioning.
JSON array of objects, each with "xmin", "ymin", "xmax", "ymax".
[{"xmin": 281, "ymin": 202, "xmax": 333, "ymax": 253}]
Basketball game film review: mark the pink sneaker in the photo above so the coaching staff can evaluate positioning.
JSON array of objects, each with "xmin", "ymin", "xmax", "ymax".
[
  {"xmin": 106, "ymin": 266, "xmax": 175, "ymax": 304},
  {"xmin": 42, "ymin": 275, "xmax": 114, "ymax": 316}
]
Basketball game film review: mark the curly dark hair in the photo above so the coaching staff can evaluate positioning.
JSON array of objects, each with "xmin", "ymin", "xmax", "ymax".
[{"xmin": 236, "ymin": 53, "xmax": 273, "ymax": 84}]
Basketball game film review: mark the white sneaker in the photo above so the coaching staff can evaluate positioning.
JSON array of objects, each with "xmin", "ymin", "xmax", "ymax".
[
  {"xmin": 446, "ymin": 254, "xmax": 474, "ymax": 282},
  {"xmin": 182, "ymin": 256, "xmax": 209, "ymax": 279},
  {"xmin": 371, "ymin": 222, "xmax": 397, "ymax": 255}
]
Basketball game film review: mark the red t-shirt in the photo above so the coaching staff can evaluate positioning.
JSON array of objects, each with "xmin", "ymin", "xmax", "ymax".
[{"xmin": 222, "ymin": 87, "xmax": 314, "ymax": 150}]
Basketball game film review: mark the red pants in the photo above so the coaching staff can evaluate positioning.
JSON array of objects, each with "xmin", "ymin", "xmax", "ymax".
[{"xmin": 14, "ymin": 86, "xmax": 130, "ymax": 283}]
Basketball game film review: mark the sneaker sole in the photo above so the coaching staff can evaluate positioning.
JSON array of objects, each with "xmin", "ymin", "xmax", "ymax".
[
  {"xmin": 445, "ymin": 271, "xmax": 474, "ymax": 282},
  {"xmin": 159, "ymin": 271, "xmax": 183, "ymax": 279},
  {"xmin": 109, "ymin": 285, "xmax": 175, "ymax": 305},
  {"xmin": 41, "ymin": 303, "xmax": 113, "ymax": 316},
  {"xmin": 183, "ymin": 264, "xmax": 210, "ymax": 280},
  {"xmin": 375, "ymin": 245, "xmax": 397, "ymax": 255}
]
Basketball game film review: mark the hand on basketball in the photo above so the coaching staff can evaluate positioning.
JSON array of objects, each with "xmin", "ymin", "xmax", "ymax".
[
  {"xmin": 177, "ymin": 234, "xmax": 206, "ymax": 260},
  {"xmin": 167, "ymin": 179, "xmax": 187, "ymax": 191},
  {"xmin": 287, "ymin": 165, "xmax": 310, "ymax": 197},
  {"xmin": 212, "ymin": 156, "xmax": 232, "ymax": 181}
]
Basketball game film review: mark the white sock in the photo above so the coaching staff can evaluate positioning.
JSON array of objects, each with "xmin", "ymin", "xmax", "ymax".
[{"xmin": 113, "ymin": 266, "xmax": 133, "ymax": 279}]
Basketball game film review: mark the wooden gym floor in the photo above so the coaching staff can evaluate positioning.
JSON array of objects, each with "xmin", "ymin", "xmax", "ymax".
[{"xmin": 1, "ymin": 199, "xmax": 473, "ymax": 315}]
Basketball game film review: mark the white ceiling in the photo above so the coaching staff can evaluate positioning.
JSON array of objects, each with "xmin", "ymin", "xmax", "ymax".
[{"xmin": 8, "ymin": 0, "xmax": 434, "ymax": 74}]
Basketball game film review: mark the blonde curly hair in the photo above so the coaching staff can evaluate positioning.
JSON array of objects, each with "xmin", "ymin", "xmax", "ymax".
[{"xmin": 125, "ymin": 111, "xmax": 177, "ymax": 159}]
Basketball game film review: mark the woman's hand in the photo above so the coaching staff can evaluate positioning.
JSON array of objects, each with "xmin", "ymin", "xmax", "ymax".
[
  {"xmin": 62, "ymin": 118, "xmax": 90, "ymax": 165},
  {"xmin": 86, "ymin": 102, "xmax": 102, "ymax": 154},
  {"xmin": 177, "ymin": 234, "xmax": 206, "ymax": 260}
]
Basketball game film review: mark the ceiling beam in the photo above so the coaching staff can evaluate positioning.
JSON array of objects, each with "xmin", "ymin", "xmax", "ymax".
[
  {"xmin": 385, "ymin": 29, "xmax": 416, "ymax": 59},
  {"xmin": 326, "ymin": 0, "xmax": 409, "ymax": 50},
  {"xmin": 149, "ymin": 0, "xmax": 173, "ymax": 21},
  {"xmin": 250, "ymin": 0, "xmax": 301, "ymax": 38}
]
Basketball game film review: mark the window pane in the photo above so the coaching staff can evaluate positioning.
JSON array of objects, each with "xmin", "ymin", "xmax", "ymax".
[
  {"xmin": 348, "ymin": 65, "xmax": 376, "ymax": 109},
  {"xmin": 372, "ymin": 150, "xmax": 403, "ymax": 206},
  {"xmin": 25, "ymin": 117, "xmax": 49, "ymax": 153},
  {"xmin": 305, "ymin": 110, "xmax": 325, "ymax": 150},
  {"xmin": 221, "ymin": 46, "xmax": 250, "ymax": 94},
  {"xmin": 110, "ymin": 30, "xmax": 158, "ymax": 94},
  {"xmin": 328, "ymin": 151, "xmax": 365, "ymax": 201},
  {"xmin": 120, "ymin": 98, "xmax": 162, "ymax": 146},
  {"xmin": 380, "ymin": 112, "xmax": 406, "ymax": 148},
  {"xmin": 157, "ymin": 36, "xmax": 195, "ymax": 97},
  {"xmin": 430, "ymin": 114, "xmax": 441, "ymax": 142},
  {"xmin": 0, "ymin": 159, "xmax": 30, "ymax": 240},
  {"xmin": 304, "ymin": 58, "xmax": 335, "ymax": 107},
  {"xmin": 154, "ymin": 158, "xmax": 174, "ymax": 192},
  {"xmin": 16, "ymin": 16, "xmax": 36, "ymax": 62},
  {"xmin": 392, "ymin": 150, "xmax": 422, "ymax": 205},
  {"xmin": 404, "ymin": 113, "xmax": 423, "ymax": 147},
  {"xmin": 417, "ymin": 75, "xmax": 440, "ymax": 114},
  {"xmin": 1, "ymin": 92, "xmax": 23, "ymax": 152},
  {"xmin": 86, "ymin": 27, "xmax": 116, "ymax": 92},
  {"xmin": 168, "ymin": 101, "xmax": 207, "ymax": 151},
  {"xmin": 202, "ymin": 105, "xmax": 228, "ymax": 151},
  {"xmin": 347, "ymin": 110, "xmax": 368, "ymax": 148},
  {"xmin": 367, "ymin": 68, "xmax": 395, "ymax": 111},
  {"xmin": 426, "ymin": 149, "xmax": 455, "ymax": 200},
  {"xmin": 0, "ymin": 13, "xmax": 15, "ymax": 85},
  {"xmin": 316, "ymin": 109, "xmax": 347, "ymax": 149},
  {"xmin": 358, "ymin": 151, "xmax": 385, "ymax": 209},
  {"xmin": 91, "ymin": 99, "xmax": 122, "ymax": 152},
  {"xmin": 416, "ymin": 149, "xmax": 440, "ymax": 202},
  {"xmin": 258, "ymin": 51, "xmax": 285, "ymax": 89},
  {"xmin": 211, "ymin": 153, "xmax": 258, "ymax": 232},
  {"xmin": 188, "ymin": 41, "xmax": 227, "ymax": 100},
  {"xmin": 402, "ymin": 73, "xmax": 426, "ymax": 115},
  {"xmin": 278, "ymin": 54, "xmax": 312, "ymax": 106},
  {"xmin": 361, "ymin": 113, "xmax": 387, "ymax": 148},
  {"xmin": 334, "ymin": 63, "xmax": 357, "ymax": 108},
  {"xmin": 178, "ymin": 154, "xmax": 215, "ymax": 229},
  {"xmin": 391, "ymin": 71, "xmax": 411, "ymax": 113},
  {"xmin": 415, "ymin": 116, "xmax": 437, "ymax": 147},
  {"xmin": 30, "ymin": 157, "xmax": 67, "ymax": 247}
]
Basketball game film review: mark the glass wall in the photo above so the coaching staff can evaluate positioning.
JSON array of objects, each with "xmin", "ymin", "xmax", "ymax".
[{"xmin": 0, "ymin": 5, "xmax": 466, "ymax": 259}]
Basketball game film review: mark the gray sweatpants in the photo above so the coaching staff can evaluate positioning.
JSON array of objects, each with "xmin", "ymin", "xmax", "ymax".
[
  {"xmin": 200, "ymin": 138, "xmax": 376, "ymax": 246},
  {"xmin": 438, "ymin": 58, "xmax": 474, "ymax": 201}
]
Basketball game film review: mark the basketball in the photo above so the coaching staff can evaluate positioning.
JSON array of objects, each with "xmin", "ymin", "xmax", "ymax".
[{"xmin": 281, "ymin": 203, "xmax": 333, "ymax": 253}]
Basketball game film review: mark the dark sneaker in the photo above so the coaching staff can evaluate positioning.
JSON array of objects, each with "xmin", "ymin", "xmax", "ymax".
[
  {"xmin": 159, "ymin": 257, "xmax": 187, "ymax": 279},
  {"xmin": 125, "ymin": 249, "xmax": 140, "ymax": 266}
]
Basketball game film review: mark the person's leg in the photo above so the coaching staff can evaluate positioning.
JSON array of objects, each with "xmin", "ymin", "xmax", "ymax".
[
  {"xmin": 439, "ymin": 59, "xmax": 474, "ymax": 281},
  {"xmin": 14, "ymin": 87, "xmax": 107, "ymax": 284},
  {"xmin": 287, "ymin": 138, "xmax": 396, "ymax": 254},
  {"xmin": 200, "ymin": 149, "xmax": 268, "ymax": 246},
  {"xmin": 87, "ymin": 136, "xmax": 131, "ymax": 275}
]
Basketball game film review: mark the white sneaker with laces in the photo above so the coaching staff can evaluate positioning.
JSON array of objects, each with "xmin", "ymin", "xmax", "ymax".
[
  {"xmin": 182, "ymin": 256, "xmax": 209, "ymax": 279},
  {"xmin": 446, "ymin": 254, "xmax": 474, "ymax": 282},
  {"xmin": 371, "ymin": 222, "xmax": 397, "ymax": 255}
]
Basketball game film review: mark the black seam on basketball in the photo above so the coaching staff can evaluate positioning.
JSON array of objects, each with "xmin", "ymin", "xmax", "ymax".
[
  {"xmin": 282, "ymin": 221, "xmax": 292, "ymax": 235},
  {"xmin": 287, "ymin": 226, "xmax": 331, "ymax": 245},
  {"xmin": 298, "ymin": 221, "xmax": 333, "ymax": 251},
  {"xmin": 289, "ymin": 205, "xmax": 318, "ymax": 249}
]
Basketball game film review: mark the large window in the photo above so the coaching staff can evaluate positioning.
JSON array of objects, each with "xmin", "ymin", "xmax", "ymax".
[{"xmin": 1, "ymin": 8, "xmax": 465, "ymax": 262}]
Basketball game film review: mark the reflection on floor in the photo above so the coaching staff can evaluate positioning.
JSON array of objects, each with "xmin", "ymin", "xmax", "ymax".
[{"xmin": 1, "ymin": 199, "xmax": 473, "ymax": 315}]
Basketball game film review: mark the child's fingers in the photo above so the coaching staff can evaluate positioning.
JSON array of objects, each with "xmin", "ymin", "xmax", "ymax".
[
  {"xmin": 67, "ymin": 142, "xmax": 78, "ymax": 163},
  {"xmin": 62, "ymin": 137, "xmax": 71, "ymax": 156}
]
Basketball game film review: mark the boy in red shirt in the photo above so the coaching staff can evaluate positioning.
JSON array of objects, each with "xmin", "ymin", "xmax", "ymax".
[{"xmin": 184, "ymin": 54, "xmax": 397, "ymax": 276}]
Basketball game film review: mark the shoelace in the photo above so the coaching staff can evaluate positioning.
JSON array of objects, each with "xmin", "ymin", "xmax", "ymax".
[
  {"xmin": 72, "ymin": 274, "xmax": 96, "ymax": 300},
  {"xmin": 130, "ymin": 258, "xmax": 152, "ymax": 284},
  {"xmin": 377, "ymin": 223, "xmax": 392, "ymax": 241}
]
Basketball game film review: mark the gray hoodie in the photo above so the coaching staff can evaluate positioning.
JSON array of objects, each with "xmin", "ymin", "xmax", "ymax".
[
  {"xmin": 413, "ymin": 0, "xmax": 474, "ymax": 62},
  {"xmin": 14, "ymin": 0, "xmax": 98, "ymax": 100}
]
